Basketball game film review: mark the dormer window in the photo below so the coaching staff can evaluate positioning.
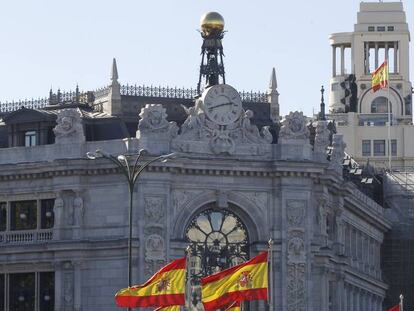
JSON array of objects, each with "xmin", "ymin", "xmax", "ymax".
[{"xmin": 24, "ymin": 131, "xmax": 37, "ymax": 147}]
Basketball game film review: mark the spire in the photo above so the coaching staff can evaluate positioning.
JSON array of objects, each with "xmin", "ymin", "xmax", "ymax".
[
  {"xmin": 111, "ymin": 58, "xmax": 119, "ymax": 84},
  {"xmin": 269, "ymin": 67, "xmax": 278, "ymax": 92},
  {"xmin": 267, "ymin": 67, "xmax": 280, "ymax": 122},
  {"xmin": 319, "ymin": 85, "xmax": 326, "ymax": 121}
]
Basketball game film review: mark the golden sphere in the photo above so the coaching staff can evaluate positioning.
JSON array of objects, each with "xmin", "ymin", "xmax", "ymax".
[{"xmin": 200, "ymin": 12, "xmax": 225, "ymax": 36}]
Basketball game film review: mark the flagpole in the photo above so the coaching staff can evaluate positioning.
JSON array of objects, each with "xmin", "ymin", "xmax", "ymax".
[
  {"xmin": 268, "ymin": 239, "xmax": 274, "ymax": 311},
  {"xmin": 400, "ymin": 294, "xmax": 404, "ymax": 311},
  {"xmin": 387, "ymin": 59, "xmax": 392, "ymax": 170},
  {"xmin": 185, "ymin": 246, "xmax": 191, "ymax": 311}
]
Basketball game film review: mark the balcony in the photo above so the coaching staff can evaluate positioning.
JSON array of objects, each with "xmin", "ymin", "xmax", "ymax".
[{"xmin": 0, "ymin": 229, "xmax": 53, "ymax": 244}]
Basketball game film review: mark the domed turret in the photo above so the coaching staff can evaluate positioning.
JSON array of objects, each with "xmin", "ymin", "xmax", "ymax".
[{"xmin": 200, "ymin": 12, "xmax": 225, "ymax": 37}]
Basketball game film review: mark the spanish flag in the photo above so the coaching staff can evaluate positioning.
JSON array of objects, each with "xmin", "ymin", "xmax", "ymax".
[
  {"xmin": 372, "ymin": 60, "xmax": 389, "ymax": 92},
  {"xmin": 226, "ymin": 301, "xmax": 241, "ymax": 311},
  {"xmin": 201, "ymin": 251, "xmax": 268, "ymax": 311},
  {"xmin": 154, "ymin": 306, "xmax": 181, "ymax": 311},
  {"xmin": 388, "ymin": 304, "xmax": 400, "ymax": 311},
  {"xmin": 115, "ymin": 257, "xmax": 186, "ymax": 308}
]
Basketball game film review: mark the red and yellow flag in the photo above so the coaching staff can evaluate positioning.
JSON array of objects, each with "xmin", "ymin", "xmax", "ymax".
[
  {"xmin": 201, "ymin": 251, "xmax": 268, "ymax": 311},
  {"xmin": 154, "ymin": 306, "xmax": 181, "ymax": 311},
  {"xmin": 226, "ymin": 301, "xmax": 241, "ymax": 311},
  {"xmin": 388, "ymin": 304, "xmax": 400, "ymax": 311},
  {"xmin": 115, "ymin": 257, "xmax": 186, "ymax": 308},
  {"xmin": 372, "ymin": 60, "xmax": 389, "ymax": 92}
]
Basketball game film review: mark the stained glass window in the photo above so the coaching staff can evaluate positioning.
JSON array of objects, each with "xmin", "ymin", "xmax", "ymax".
[{"xmin": 186, "ymin": 206, "xmax": 249, "ymax": 309}]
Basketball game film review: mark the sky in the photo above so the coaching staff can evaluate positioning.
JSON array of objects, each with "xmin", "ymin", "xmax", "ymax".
[{"xmin": 0, "ymin": 0, "xmax": 413, "ymax": 117}]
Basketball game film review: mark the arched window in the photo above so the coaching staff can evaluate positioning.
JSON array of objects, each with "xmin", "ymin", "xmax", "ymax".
[
  {"xmin": 186, "ymin": 206, "xmax": 249, "ymax": 309},
  {"xmin": 371, "ymin": 96, "xmax": 392, "ymax": 113}
]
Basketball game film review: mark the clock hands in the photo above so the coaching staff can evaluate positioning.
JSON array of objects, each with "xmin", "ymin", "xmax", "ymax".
[{"xmin": 208, "ymin": 102, "xmax": 234, "ymax": 111}]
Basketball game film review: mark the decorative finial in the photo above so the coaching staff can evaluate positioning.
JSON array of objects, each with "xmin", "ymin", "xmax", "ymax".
[
  {"xmin": 269, "ymin": 68, "xmax": 278, "ymax": 91},
  {"xmin": 111, "ymin": 58, "xmax": 119, "ymax": 83},
  {"xmin": 319, "ymin": 85, "xmax": 326, "ymax": 121},
  {"xmin": 75, "ymin": 84, "xmax": 80, "ymax": 103}
]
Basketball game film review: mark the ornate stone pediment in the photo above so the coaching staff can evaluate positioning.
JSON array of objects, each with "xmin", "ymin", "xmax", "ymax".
[
  {"xmin": 279, "ymin": 111, "xmax": 309, "ymax": 140},
  {"xmin": 138, "ymin": 104, "xmax": 178, "ymax": 137},
  {"xmin": 53, "ymin": 108, "xmax": 85, "ymax": 143},
  {"xmin": 172, "ymin": 99, "xmax": 272, "ymax": 156}
]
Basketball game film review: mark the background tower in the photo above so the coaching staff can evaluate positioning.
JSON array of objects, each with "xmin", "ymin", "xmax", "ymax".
[
  {"xmin": 197, "ymin": 12, "xmax": 226, "ymax": 95},
  {"xmin": 327, "ymin": 2, "xmax": 414, "ymax": 169}
]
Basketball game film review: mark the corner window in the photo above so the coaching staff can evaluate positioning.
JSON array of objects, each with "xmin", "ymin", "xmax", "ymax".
[
  {"xmin": 391, "ymin": 139, "xmax": 397, "ymax": 156},
  {"xmin": 371, "ymin": 97, "xmax": 391, "ymax": 113},
  {"xmin": 362, "ymin": 140, "xmax": 371, "ymax": 156},
  {"xmin": 5, "ymin": 272, "xmax": 54, "ymax": 311},
  {"xmin": 368, "ymin": 26, "xmax": 375, "ymax": 32},
  {"xmin": 388, "ymin": 26, "xmax": 395, "ymax": 31},
  {"xmin": 374, "ymin": 140, "xmax": 386, "ymax": 156},
  {"xmin": 0, "ymin": 203, "xmax": 6, "ymax": 232},
  {"xmin": 24, "ymin": 131, "xmax": 37, "ymax": 147},
  {"xmin": 9, "ymin": 273, "xmax": 36, "ymax": 311},
  {"xmin": 10, "ymin": 201, "xmax": 37, "ymax": 231}
]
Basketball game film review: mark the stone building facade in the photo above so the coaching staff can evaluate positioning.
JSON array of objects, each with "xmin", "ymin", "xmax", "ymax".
[
  {"xmin": 0, "ymin": 68, "xmax": 390, "ymax": 310},
  {"xmin": 0, "ymin": 4, "xmax": 398, "ymax": 311}
]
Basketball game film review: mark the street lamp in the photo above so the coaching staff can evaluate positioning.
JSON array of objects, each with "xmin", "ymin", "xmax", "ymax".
[{"xmin": 86, "ymin": 149, "xmax": 177, "ymax": 310}]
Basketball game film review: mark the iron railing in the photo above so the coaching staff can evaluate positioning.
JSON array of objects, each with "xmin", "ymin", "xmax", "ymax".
[{"xmin": 1, "ymin": 84, "xmax": 269, "ymax": 113}]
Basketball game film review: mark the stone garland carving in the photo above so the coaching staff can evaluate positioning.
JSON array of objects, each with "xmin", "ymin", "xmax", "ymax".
[
  {"xmin": 172, "ymin": 100, "xmax": 272, "ymax": 156},
  {"xmin": 63, "ymin": 262, "xmax": 74, "ymax": 310},
  {"xmin": 279, "ymin": 111, "xmax": 309, "ymax": 140},
  {"xmin": 286, "ymin": 200, "xmax": 307, "ymax": 311},
  {"xmin": 138, "ymin": 104, "xmax": 178, "ymax": 138},
  {"xmin": 143, "ymin": 196, "xmax": 166, "ymax": 278},
  {"xmin": 53, "ymin": 108, "xmax": 85, "ymax": 143}
]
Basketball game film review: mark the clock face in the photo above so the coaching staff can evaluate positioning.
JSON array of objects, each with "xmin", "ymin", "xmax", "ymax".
[{"xmin": 201, "ymin": 84, "xmax": 243, "ymax": 125}]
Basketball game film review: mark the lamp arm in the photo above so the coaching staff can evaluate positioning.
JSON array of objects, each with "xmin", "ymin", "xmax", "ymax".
[
  {"xmin": 132, "ymin": 155, "xmax": 169, "ymax": 184},
  {"xmin": 102, "ymin": 154, "xmax": 131, "ymax": 181}
]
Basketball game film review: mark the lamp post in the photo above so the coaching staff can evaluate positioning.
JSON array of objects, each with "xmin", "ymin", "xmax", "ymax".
[{"xmin": 86, "ymin": 149, "xmax": 177, "ymax": 310}]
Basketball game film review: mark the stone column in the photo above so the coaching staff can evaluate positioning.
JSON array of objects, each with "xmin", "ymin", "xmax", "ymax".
[
  {"xmin": 365, "ymin": 43, "xmax": 370, "ymax": 74},
  {"xmin": 394, "ymin": 42, "xmax": 398, "ymax": 73},
  {"xmin": 53, "ymin": 195, "xmax": 64, "ymax": 240},
  {"xmin": 54, "ymin": 262, "xmax": 64, "ymax": 311},
  {"xmin": 375, "ymin": 42, "xmax": 379, "ymax": 69},
  {"xmin": 74, "ymin": 261, "xmax": 82, "ymax": 311},
  {"xmin": 333, "ymin": 46, "xmax": 337, "ymax": 77},
  {"xmin": 341, "ymin": 45, "xmax": 345, "ymax": 75}
]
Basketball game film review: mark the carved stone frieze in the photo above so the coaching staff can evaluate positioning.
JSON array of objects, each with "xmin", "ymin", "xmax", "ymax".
[
  {"xmin": 53, "ymin": 108, "xmax": 85, "ymax": 143},
  {"xmin": 286, "ymin": 199, "xmax": 307, "ymax": 311},
  {"xmin": 287, "ymin": 263, "xmax": 306, "ymax": 311},
  {"xmin": 144, "ymin": 196, "xmax": 164, "ymax": 224},
  {"xmin": 63, "ymin": 271, "xmax": 74, "ymax": 310},
  {"xmin": 144, "ymin": 234, "xmax": 166, "ymax": 278},
  {"xmin": 287, "ymin": 200, "xmax": 306, "ymax": 227}
]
